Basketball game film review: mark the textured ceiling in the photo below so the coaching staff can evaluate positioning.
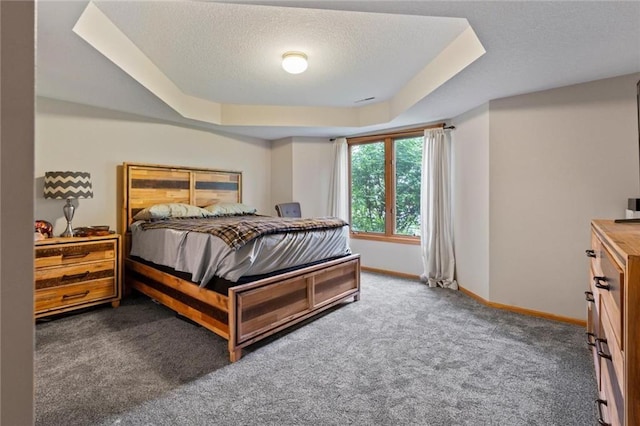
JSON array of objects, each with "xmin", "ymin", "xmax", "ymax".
[
  {"xmin": 36, "ymin": 1, "xmax": 640, "ymax": 140},
  {"xmin": 96, "ymin": 1, "xmax": 470, "ymax": 107},
  {"xmin": 70, "ymin": 2, "xmax": 483, "ymax": 128}
]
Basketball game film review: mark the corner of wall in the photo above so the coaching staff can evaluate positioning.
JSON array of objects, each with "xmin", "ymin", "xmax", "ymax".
[
  {"xmin": 451, "ymin": 102, "xmax": 490, "ymax": 301},
  {"xmin": 270, "ymin": 138, "xmax": 294, "ymax": 210}
]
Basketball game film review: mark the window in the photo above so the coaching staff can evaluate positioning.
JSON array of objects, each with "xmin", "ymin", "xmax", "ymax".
[{"xmin": 348, "ymin": 130, "xmax": 424, "ymax": 244}]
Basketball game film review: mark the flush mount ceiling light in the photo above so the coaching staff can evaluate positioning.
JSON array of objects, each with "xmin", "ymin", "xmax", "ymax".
[{"xmin": 282, "ymin": 52, "xmax": 308, "ymax": 74}]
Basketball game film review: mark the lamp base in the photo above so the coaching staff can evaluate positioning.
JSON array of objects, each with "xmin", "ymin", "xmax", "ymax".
[
  {"xmin": 61, "ymin": 198, "xmax": 75, "ymax": 237},
  {"xmin": 60, "ymin": 223, "xmax": 74, "ymax": 238}
]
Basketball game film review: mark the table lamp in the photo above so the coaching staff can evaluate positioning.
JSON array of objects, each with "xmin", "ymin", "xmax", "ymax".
[{"xmin": 43, "ymin": 171, "xmax": 93, "ymax": 237}]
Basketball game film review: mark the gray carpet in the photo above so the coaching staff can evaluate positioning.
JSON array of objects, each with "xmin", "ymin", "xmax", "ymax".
[{"xmin": 36, "ymin": 272, "xmax": 597, "ymax": 425}]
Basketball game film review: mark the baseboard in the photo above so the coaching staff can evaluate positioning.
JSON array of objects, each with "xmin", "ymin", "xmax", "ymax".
[
  {"xmin": 360, "ymin": 266, "xmax": 586, "ymax": 326},
  {"xmin": 360, "ymin": 266, "xmax": 420, "ymax": 280},
  {"xmin": 458, "ymin": 286, "xmax": 586, "ymax": 327}
]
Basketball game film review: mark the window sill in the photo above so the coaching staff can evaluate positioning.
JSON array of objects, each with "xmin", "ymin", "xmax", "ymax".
[{"xmin": 349, "ymin": 233, "xmax": 420, "ymax": 245}]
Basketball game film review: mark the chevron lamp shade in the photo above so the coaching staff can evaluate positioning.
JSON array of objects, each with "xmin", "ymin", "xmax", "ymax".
[{"xmin": 43, "ymin": 171, "xmax": 93, "ymax": 199}]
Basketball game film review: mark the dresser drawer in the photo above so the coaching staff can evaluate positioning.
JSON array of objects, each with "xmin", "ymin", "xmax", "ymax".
[
  {"xmin": 601, "ymin": 299, "xmax": 625, "ymax": 387},
  {"xmin": 35, "ymin": 240, "xmax": 116, "ymax": 268},
  {"xmin": 600, "ymin": 352, "xmax": 624, "ymax": 426},
  {"xmin": 586, "ymin": 287, "xmax": 601, "ymax": 388},
  {"xmin": 591, "ymin": 231, "xmax": 604, "ymax": 277},
  {"xmin": 35, "ymin": 260, "xmax": 115, "ymax": 290},
  {"xmin": 596, "ymin": 283, "xmax": 624, "ymax": 426},
  {"xmin": 35, "ymin": 278, "xmax": 116, "ymax": 313},
  {"xmin": 597, "ymin": 246, "xmax": 624, "ymax": 350},
  {"xmin": 590, "ymin": 264, "xmax": 602, "ymax": 312}
]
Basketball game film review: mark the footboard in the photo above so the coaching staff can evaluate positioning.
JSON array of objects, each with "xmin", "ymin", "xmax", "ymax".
[{"xmin": 228, "ymin": 254, "xmax": 360, "ymax": 361}]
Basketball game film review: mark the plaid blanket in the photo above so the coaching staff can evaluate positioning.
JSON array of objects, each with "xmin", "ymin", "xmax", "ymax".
[{"xmin": 139, "ymin": 215, "xmax": 348, "ymax": 251}]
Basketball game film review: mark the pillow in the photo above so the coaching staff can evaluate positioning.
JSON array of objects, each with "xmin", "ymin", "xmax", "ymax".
[
  {"xmin": 204, "ymin": 202, "xmax": 257, "ymax": 216},
  {"xmin": 133, "ymin": 203, "xmax": 212, "ymax": 221}
]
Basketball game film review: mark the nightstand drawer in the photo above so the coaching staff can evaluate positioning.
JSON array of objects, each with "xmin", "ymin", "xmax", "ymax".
[
  {"xmin": 35, "ymin": 260, "xmax": 115, "ymax": 290},
  {"xmin": 35, "ymin": 240, "xmax": 116, "ymax": 268},
  {"xmin": 35, "ymin": 278, "xmax": 116, "ymax": 312}
]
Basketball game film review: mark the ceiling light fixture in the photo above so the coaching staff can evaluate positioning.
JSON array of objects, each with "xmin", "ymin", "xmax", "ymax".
[{"xmin": 282, "ymin": 52, "xmax": 308, "ymax": 74}]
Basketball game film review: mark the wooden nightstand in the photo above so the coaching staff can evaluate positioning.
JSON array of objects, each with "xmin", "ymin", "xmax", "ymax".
[{"xmin": 35, "ymin": 234, "xmax": 122, "ymax": 318}]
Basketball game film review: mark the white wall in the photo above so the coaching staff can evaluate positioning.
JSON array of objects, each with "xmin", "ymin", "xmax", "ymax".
[
  {"xmin": 488, "ymin": 73, "xmax": 639, "ymax": 319},
  {"xmin": 452, "ymin": 103, "xmax": 490, "ymax": 300},
  {"xmin": 348, "ymin": 238, "xmax": 423, "ymax": 276},
  {"xmin": 35, "ymin": 98, "xmax": 272, "ymax": 235},
  {"xmin": 291, "ymin": 137, "xmax": 334, "ymax": 218},
  {"xmin": 270, "ymin": 137, "xmax": 293, "ymax": 216},
  {"xmin": 270, "ymin": 136, "xmax": 334, "ymax": 218}
]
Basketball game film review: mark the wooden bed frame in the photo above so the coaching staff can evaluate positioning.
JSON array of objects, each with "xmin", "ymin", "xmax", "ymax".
[{"xmin": 120, "ymin": 162, "xmax": 361, "ymax": 362}]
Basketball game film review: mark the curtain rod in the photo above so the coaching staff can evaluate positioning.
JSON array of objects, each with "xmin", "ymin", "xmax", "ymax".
[{"xmin": 331, "ymin": 123, "xmax": 455, "ymax": 141}]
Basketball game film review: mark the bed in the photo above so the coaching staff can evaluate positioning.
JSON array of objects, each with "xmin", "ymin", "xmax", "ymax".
[{"xmin": 120, "ymin": 162, "xmax": 361, "ymax": 362}]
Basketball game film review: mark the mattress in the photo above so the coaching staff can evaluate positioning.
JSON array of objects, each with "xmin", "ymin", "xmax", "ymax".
[{"xmin": 130, "ymin": 220, "xmax": 351, "ymax": 286}]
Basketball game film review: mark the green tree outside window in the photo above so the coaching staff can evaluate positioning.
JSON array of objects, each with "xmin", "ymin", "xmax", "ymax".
[{"xmin": 350, "ymin": 135, "xmax": 423, "ymax": 239}]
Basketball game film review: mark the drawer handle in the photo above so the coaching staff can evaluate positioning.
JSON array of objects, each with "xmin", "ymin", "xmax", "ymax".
[
  {"xmin": 595, "ymin": 399, "xmax": 611, "ymax": 426},
  {"xmin": 585, "ymin": 291, "xmax": 595, "ymax": 303},
  {"xmin": 585, "ymin": 249, "xmax": 596, "ymax": 258},
  {"xmin": 61, "ymin": 271, "xmax": 90, "ymax": 282},
  {"xmin": 595, "ymin": 337, "xmax": 612, "ymax": 360},
  {"xmin": 62, "ymin": 290, "xmax": 90, "ymax": 300},
  {"xmin": 593, "ymin": 276, "xmax": 610, "ymax": 291},
  {"xmin": 62, "ymin": 252, "xmax": 90, "ymax": 260},
  {"xmin": 586, "ymin": 332, "xmax": 596, "ymax": 347}
]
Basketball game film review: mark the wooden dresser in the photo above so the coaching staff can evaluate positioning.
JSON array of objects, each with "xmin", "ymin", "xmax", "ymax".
[
  {"xmin": 35, "ymin": 234, "xmax": 121, "ymax": 318},
  {"xmin": 587, "ymin": 220, "xmax": 640, "ymax": 425}
]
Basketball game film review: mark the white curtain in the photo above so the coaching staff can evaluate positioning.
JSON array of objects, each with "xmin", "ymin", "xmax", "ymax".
[
  {"xmin": 420, "ymin": 128, "xmax": 458, "ymax": 289},
  {"xmin": 328, "ymin": 137, "xmax": 349, "ymax": 221}
]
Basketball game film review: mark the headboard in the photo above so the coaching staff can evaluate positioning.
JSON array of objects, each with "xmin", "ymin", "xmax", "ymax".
[{"xmin": 121, "ymin": 162, "xmax": 242, "ymax": 233}]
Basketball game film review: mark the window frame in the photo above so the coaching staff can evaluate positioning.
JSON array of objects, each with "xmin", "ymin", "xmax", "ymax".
[{"xmin": 347, "ymin": 128, "xmax": 427, "ymax": 245}]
